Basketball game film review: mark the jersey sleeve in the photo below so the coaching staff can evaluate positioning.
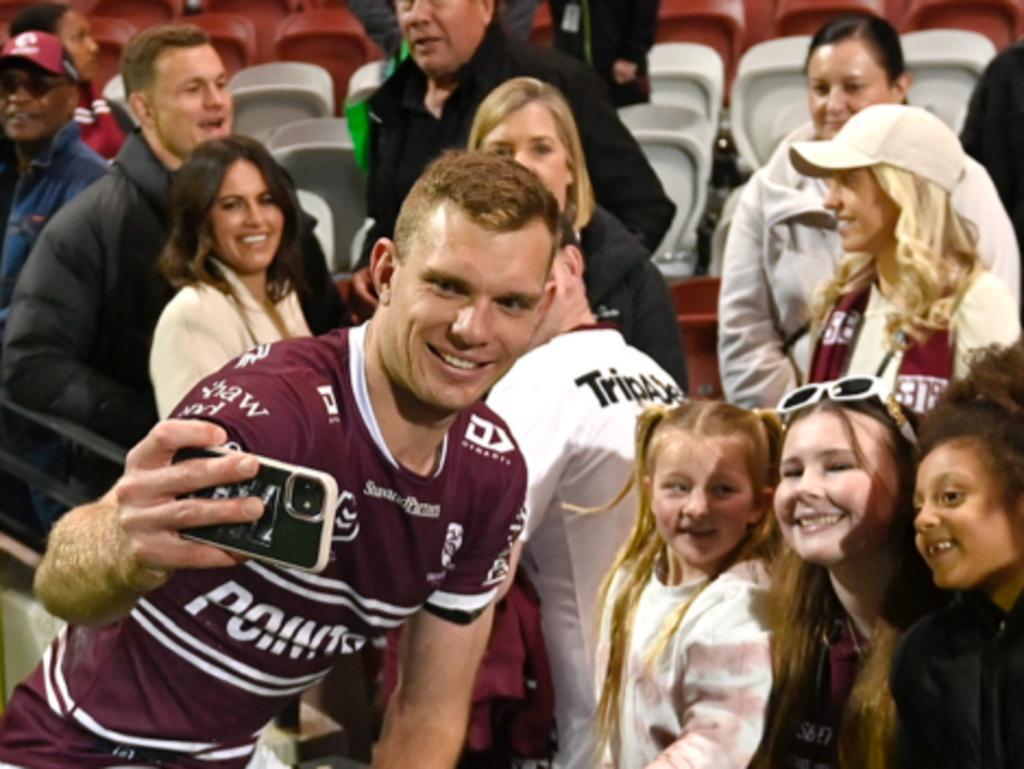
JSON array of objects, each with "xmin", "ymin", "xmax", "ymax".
[
  {"xmin": 168, "ymin": 343, "xmax": 314, "ymax": 462},
  {"xmin": 424, "ymin": 413, "xmax": 529, "ymax": 621}
]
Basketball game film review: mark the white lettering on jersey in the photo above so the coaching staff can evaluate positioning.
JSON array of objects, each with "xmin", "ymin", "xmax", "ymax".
[
  {"xmin": 184, "ymin": 580, "xmax": 366, "ymax": 658},
  {"xmin": 180, "ymin": 379, "xmax": 271, "ymax": 419},
  {"xmin": 235, "ymin": 344, "xmax": 272, "ymax": 369},
  {"xmin": 332, "ymin": 490, "xmax": 360, "ymax": 542}
]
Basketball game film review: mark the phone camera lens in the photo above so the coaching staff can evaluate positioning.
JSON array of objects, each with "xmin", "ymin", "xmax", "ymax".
[{"xmin": 286, "ymin": 475, "xmax": 325, "ymax": 520}]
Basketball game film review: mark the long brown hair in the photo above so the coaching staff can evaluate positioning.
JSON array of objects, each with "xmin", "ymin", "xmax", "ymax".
[
  {"xmin": 160, "ymin": 135, "xmax": 305, "ymax": 304},
  {"xmin": 595, "ymin": 401, "xmax": 782, "ymax": 760},
  {"xmin": 753, "ymin": 399, "xmax": 941, "ymax": 769}
]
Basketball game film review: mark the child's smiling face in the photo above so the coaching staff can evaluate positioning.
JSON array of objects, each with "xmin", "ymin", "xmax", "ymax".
[{"xmin": 647, "ymin": 428, "xmax": 767, "ymax": 584}]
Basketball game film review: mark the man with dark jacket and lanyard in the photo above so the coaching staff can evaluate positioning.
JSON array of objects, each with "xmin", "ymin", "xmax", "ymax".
[
  {"xmin": 2, "ymin": 24, "xmax": 347, "ymax": 498},
  {"xmin": 359, "ymin": 0, "xmax": 673, "ymax": 266}
]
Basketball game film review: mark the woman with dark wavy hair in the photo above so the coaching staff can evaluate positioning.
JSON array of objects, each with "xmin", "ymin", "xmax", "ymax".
[{"xmin": 149, "ymin": 135, "xmax": 310, "ymax": 416}]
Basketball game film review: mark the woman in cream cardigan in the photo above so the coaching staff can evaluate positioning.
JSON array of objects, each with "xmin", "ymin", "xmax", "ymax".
[{"xmin": 150, "ymin": 136, "xmax": 311, "ymax": 417}]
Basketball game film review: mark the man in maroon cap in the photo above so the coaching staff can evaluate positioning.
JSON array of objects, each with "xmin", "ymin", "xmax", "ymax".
[{"xmin": 0, "ymin": 29, "xmax": 105, "ymax": 332}]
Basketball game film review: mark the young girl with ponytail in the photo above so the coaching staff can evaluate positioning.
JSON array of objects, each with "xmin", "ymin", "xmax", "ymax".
[{"xmin": 596, "ymin": 401, "xmax": 781, "ymax": 768}]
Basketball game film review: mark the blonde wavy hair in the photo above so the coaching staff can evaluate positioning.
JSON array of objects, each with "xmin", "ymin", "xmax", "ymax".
[
  {"xmin": 467, "ymin": 76, "xmax": 595, "ymax": 230},
  {"xmin": 812, "ymin": 163, "xmax": 980, "ymax": 346},
  {"xmin": 594, "ymin": 401, "xmax": 782, "ymax": 762}
]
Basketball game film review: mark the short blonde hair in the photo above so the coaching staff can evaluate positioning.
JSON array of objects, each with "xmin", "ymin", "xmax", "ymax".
[
  {"xmin": 468, "ymin": 77, "xmax": 595, "ymax": 229},
  {"xmin": 813, "ymin": 163, "xmax": 980, "ymax": 344}
]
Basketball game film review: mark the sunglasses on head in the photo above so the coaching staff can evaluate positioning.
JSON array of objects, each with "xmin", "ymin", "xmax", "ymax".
[
  {"xmin": 0, "ymin": 69, "xmax": 69, "ymax": 98},
  {"xmin": 777, "ymin": 375, "xmax": 916, "ymax": 444}
]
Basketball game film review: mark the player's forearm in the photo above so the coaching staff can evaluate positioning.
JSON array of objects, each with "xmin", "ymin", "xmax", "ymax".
[
  {"xmin": 34, "ymin": 491, "xmax": 164, "ymax": 626},
  {"xmin": 372, "ymin": 697, "xmax": 470, "ymax": 769}
]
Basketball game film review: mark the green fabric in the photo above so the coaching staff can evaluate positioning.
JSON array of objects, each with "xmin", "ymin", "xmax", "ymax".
[
  {"xmin": 345, "ymin": 100, "xmax": 372, "ymax": 174},
  {"xmin": 345, "ymin": 41, "xmax": 411, "ymax": 175}
]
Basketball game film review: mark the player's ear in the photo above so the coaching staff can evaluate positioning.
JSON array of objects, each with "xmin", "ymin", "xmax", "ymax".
[
  {"xmin": 370, "ymin": 238, "xmax": 398, "ymax": 305},
  {"xmin": 561, "ymin": 243, "xmax": 584, "ymax": 279}
]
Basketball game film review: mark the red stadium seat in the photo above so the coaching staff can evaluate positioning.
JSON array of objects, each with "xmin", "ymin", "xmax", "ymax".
[
  {"xmin": 273, "ymin": 9, "xmax": 382, "ymax": 117},
  {"xmin": 901, "ymin": 0, "xmax": 1020, "ymax": 50},
  {"xmin": 186, "ymin": 13, "xmax": 257, "ymax": 77},
  {"xmin": 775, "ymin": 0, "xmax": 887, "ymax": 36},
  {"xmin": 741, "ymin": 0, "xmax": 777, "ymax": 49},
  {"xmin": 79, "ymin": 0, "xmax": 183, "ymax": 29},
  {"xmin": 885, "ymin": 0, "xmax": 910, "ymax": 24},
  {"xmin": 530, "ymin": 1, "xmax": 554, "ymax": 45},
  {"xmin": 656, "ymin": 0, "xmax": 745, "ymax": 95},
  {"xmin": 671, "ymin": 277, "xmax": 723, "ymax": 400},
  {"xmin": 204, "ymin": 0, "xmax": 302, "ymax": 63},
  {"xmin": 87, "ymin": 15, "xmax": 136, "ymax": 92}
]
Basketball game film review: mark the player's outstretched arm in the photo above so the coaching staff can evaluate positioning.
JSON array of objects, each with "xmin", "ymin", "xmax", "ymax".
[
  {"xmin": 34, "ymin": 419, "xmax": 263, "ymax": 627},
  {"xmin": 373, "ymin": 604, "xmax": 495, "ymax": 769}
]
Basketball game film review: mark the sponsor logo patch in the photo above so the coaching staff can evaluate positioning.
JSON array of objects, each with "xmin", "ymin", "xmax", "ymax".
[
  {"xmin": 317, "ymin": 384, "xmax": 340, "ymax": 423},
  {"xmin": 363, "ymin": 479, "xmax": 440, "ymax": 519},
  {"xmin": 574, "ymin": 368, "xmax": 683, "ymax": 408},
  {"xmin": 462, "ymin": 415, "xmax": 515, "ymax": 464},
  {"xmin": 185, "ymin": 581, "xmax": 366, "ymax": 657}
]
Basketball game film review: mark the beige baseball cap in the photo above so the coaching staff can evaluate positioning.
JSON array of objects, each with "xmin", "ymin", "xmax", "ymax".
[{"xmin": 790, "ymin": 104, "xmax": 965, "ymax": 193}]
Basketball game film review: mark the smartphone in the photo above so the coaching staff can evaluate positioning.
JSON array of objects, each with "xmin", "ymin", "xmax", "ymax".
[{"xmin": 174, "ymin": 446, "xmax": 338, "ymax": 573}]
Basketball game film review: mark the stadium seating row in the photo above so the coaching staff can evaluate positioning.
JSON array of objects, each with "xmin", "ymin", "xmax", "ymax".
[
  {"xmin": 534, "ymin": 0, "xmax": 1024, "ymax": 91},
  {"xmin": 0, "ymin": 2, "xmax": 381, "ymax": 105}
]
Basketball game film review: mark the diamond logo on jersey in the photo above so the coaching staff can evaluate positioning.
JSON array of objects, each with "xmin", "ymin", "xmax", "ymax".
[
  {"xmin": 332, "ymin": 490, "xmax": 359, "ymax": 542},
  {"xmin": 235, "ymin": 344, "xmax": 272, "ymax": 369},
  {"xmin": 462, "ymin": 414, "xmax": 514, "ymax": 466},
  {"xmin": 317, "ymin": 384, "xmax": 340, "ymax": 423}
]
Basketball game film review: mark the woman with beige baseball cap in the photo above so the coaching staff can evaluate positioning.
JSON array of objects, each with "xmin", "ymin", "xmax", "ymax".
[
  {"xmin": 790, "ymin": 102, "xmax": 1020, "ymax": 414},
  {"xmin": 717, "ymin": 15, "xmax": 1019, "ymax": 412}
]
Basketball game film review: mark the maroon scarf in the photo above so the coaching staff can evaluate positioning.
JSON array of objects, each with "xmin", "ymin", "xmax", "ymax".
[
  {"xmin": 75, "ymin": 82, "xmax": 126, "ymax": 160},
  {"xmin": 809, "ymin": 286, "xmax": 952, "ymax": 413}
]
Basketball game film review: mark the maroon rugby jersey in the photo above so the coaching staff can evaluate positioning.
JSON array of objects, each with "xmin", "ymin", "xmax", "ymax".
[{"xmin": 0, "ymin": 326, "xmax": 527, "ymax": 768}]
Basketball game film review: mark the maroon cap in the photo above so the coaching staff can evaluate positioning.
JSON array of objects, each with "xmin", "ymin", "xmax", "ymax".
[{"xmin": 0, "ymin": 31, "xmax": 79, "ymax": 82}]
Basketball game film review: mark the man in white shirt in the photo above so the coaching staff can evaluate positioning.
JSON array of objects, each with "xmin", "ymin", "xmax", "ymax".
[{"xmin": 488, "ymin": 231, "xmax": 684, "ymax": 768}]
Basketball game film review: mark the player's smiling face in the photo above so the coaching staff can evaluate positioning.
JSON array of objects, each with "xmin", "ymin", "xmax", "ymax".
[{"xmin": 371, "ymin": 203, "xmax": 554, "ymax": 421}]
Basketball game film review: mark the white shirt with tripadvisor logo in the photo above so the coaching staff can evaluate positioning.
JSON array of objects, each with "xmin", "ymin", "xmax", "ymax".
[{"xmin": 487, "ymin": 325, "xmax": 683, "ymax": 769}]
